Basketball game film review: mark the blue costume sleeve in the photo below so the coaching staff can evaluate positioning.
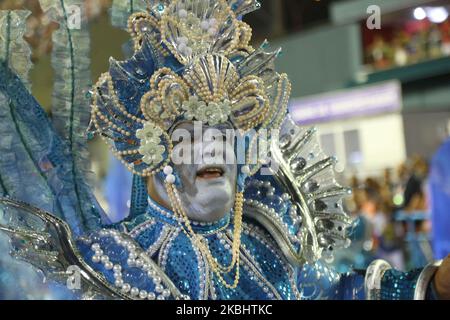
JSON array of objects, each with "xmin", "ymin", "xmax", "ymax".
[
  {"xmin": 335, "ymin": 271, "xmax": 366, "ymax": 300},
  {"xmin": 322, "ymin": 265, "xmax": 439, "ymax": 300},
  {"xmin": 337, "ymin": 267, "xmax": 439, "ymax": 300},
  {"xmin": 379, "ymin": 269, "xmax": 422, "ymax": 299},
  {"xmin": 381, "ymin": 268, "xmax": 441, "ymax": 300}
]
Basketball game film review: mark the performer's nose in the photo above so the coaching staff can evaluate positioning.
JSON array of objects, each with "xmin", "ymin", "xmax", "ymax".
[{"xmin": 202, "ymin": 140, "xmax": 225, "ymax": 163}]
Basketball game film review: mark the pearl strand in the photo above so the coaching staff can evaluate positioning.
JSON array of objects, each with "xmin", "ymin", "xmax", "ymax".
[
  {"xmin": 165, "ymin": 182, "xmax": 244, "ymax": 289},
  {"xmin": 90, "ymin": 229, "xmax": 172, "ymax": 300}
]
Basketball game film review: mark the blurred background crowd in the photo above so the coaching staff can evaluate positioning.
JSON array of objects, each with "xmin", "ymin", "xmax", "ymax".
[
  {"xmin": 335, "ymin": 155, "xmax": 440, "ymax": 273},
  {"xmin": 1, "ymin": 0, "xmax": 450, "ymax": 298}
]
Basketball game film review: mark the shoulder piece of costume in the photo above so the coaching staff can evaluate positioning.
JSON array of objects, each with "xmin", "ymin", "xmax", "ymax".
[{"xmin": 243, "ymin": 116, "xmax": 353, "ymax": 265}]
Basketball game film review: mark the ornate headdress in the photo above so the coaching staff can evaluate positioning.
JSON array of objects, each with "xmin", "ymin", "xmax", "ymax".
[
  {"xmin": 89, "ymin": 0, "xmax": 351, "ymax": 288},
  {"xmin": 90, "ymin": 0, "xmax": 290, "ymax": 178}
]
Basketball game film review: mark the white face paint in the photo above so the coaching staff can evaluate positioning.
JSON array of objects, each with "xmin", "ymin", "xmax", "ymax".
[{"xmin": 151, "ymin": 121, "xmax": 238, "ymax": 222}]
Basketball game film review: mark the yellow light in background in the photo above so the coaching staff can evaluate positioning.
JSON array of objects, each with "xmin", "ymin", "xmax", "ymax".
[{"xmin": 393, "ymin": 194, "xmax": 404, "ymax": 206}]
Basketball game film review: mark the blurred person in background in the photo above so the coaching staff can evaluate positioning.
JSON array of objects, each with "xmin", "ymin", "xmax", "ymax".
[
  {"xmin": 403, "ymin": 156, "xmax": 429, "ymax": 212},
  {"xmin": 361, "ymin": 185, "xmax": 404, "ymax": 270},
  {"xmin": 380, "ymin": 169, "xmax": 405, "ymax": 270},
  {"xmin": 394, "ymin": 157, "xmax": 433, "ymax": 268},
  {"xmin": 429, "ymin": 138, "xmax": 450, "ymax": 260},
  {"xmin": 360, "ymin": 186, "xmax": 386, "ymax": 241},
  {"xmin": 392, "ymin": 162, "xmax": 410, "ymax": 208}
]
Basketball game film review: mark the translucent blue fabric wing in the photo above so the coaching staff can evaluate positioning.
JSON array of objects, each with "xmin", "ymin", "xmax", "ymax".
[
  {"xmin": 111, "ymin": 0, "xmax": 148, "ymax": 29},
  {"xmin": 0, "ymin": 63, "xmax": 108, "ymax": 237},
  {"xmin": 35, "ymin": 0, "xmax": 106, "ymax": 236},
  {"xmin": 0, "ymin": 10, "xmax": 32, "ymax": 88}
]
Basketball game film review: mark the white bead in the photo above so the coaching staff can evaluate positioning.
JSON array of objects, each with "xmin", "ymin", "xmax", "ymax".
[
  {"xmin": 140, "ymin": 252, "xmax": 148, "ymax": 260},
  {"xmin": 121, "ymin": 283, "xmax": 131, "ymax": 293},
  {"xmin": 165, "ymin": 174, "xmax": 176, "ymax": 184},
  {"xmin": 94, "ymin": 249, "xmax": 103, "ymax": 256},
  {"xmin": 92, "ymin": 255, "xmax": 101, "ymax": 263},
  {"xmin": 130, "ymin": 287, "xmax": 139, "ymax": 296},
  {"xmin": 201, "ymin": 20, "xmax": 209, "ymax": 30},
  {"xmin": 344, "ymin": 238, "xmax": 352, "ymax": 248},
  {"xmin": 241, "ymin": 165, "xmax": 250, "ymax": 175},
  {"xmin": 209, "ymin": 18, "xmax": 217, "ymax": 27},
  {"xmin": 162, "ymin": 289, "xmax": 170, "ymax": 297},
  {"xmin": 324, "ymin": 254, "xmax": 334, "ymax": 264},
  {"xmin": 104, "ymin": 261, "xmax": 114, "ymax": 270},
  {"xmin": 100, "ymin": 255, "xmax": 109, "ymax": 263},
  {"xmin": 91, "ymin": 243, "xmax": 100, "ymax": 251},
  {"xmin": 139, "ymin": 290, "xmax": 148, "ymax": 299},
  {"xmin": 127, "ymin": 258, "xmax": 135, "ymax": 266},
  {"xmin": 282, "ymin": 193, "xmax": 291, "ymax": 201},
  {"xmin": 115, "ymin": 279, "xmax": 124, "ymax": 287},
  {"xmin": 113, "ymin": 264, "xmax": 122, "ymax": 273},
  {"xmin": 178, "ymin": 9, "xmax": 187, "ymax": 18},
  {"xmin": 178, "ymin": 43, "xmax": 187, "ymax": 53},
  {"xmin": 155, "ymin": 284, "xmax": 163, "ymax": 293},
  {"xmin": 135, "ymin": 259, "xmax": 143, "ymax": 267},
  {"xmin": 177, "ymin": 36, "xmax": 188, "ymax": 45},
  {"xmin": 147, "ymin": 292, "xmax": 156, "ymax": 300},
  {"xmin": 128, "ymin": 252, "xmax": 137, "ymax": 259},
  {"xmin": 163, "ymin": 166, "xmax": 173, "ymax": 175},
  {"xmin": 153, "ymin": 277, "xmax": 161, "ymax": 284}
]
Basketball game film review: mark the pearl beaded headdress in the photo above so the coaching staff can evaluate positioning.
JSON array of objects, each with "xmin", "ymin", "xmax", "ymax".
[{"xmin": 89, "ymin": 0, "xmax": 291, "ymax": 177}]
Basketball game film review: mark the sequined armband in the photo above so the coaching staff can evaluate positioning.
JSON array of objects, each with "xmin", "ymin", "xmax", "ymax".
[{"xmin": 365, "ymin": 259, "xmax": 442, "ymax": 300}]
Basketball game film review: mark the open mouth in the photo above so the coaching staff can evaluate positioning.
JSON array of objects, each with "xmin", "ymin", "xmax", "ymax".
[{"xmin": 196, "ymin": 166, "xmax": 225, "ymax": 180}]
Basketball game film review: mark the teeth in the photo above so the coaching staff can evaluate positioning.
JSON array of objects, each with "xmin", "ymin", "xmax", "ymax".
[
  {"xmin": 197, "ymin": 167, "xmax": 224, "ymax": 176},
  {"xmin": 206, "ymin": 169, "xmax": 221, "ymax": 173}
]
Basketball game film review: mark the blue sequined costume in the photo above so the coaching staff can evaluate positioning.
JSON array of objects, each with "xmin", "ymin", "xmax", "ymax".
[
  {"xmin": 0, "ymin": 1, "xmax": 442, "ymax": 300},
  {"xmin": 75, "ymin": 194, "xmax": 435, "ymax": 300}
]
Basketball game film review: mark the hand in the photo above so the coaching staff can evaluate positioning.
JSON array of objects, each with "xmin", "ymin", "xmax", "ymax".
[{"xmin": 434, "ymin": 255, "xmax": 450, "ymax": 300}]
